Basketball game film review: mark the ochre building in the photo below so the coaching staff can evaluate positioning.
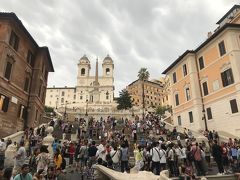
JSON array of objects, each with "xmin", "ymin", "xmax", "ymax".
[
  {"xmin": 162, "ymin": 5, "xmax": 240, "ymax": 136},
  {"xmin": 126, "ymin": 79, "xmax": 165, "ymax": 110},
  {"xmin": 0, "ymin": 13, "xmax": 54, "ymax": 137}
]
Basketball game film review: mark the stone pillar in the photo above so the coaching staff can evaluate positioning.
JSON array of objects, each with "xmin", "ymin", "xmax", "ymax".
[
  {"xmin": 4, "ymin": 144, "xmax": 17, "ymax": 167},
  {"xmin": 43, "ymin": 126, "xmax": 54, "ymax": 157}
]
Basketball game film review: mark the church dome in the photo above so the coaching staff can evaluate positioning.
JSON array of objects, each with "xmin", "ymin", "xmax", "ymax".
[
  {"xmin": 103, "ymin": 55, "xmax": 113, "ymax": 64},
  {"xmin": 79, "ymin": 55, "xmax": 90, "ymax": 64}
]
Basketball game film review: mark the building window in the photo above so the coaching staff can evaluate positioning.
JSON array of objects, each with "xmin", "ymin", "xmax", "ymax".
[
  {"xmin": 38, "ymin": 83, "xmax": 42, "ymax": 98},
  {"xmin": 9, "ymin": 31, "xmax": 19, "ymax": 51},
  {"xmin": 202, "ymin": 82, "xmax": 209, "ymax": 96},
  {"xmin": 185, "ymin": 87, "xmax": 191, "ymax": 101},
  {"xmin": 221, "ymin": 68, "xmax": 234, "ymax": 87},
  {"xmin": 61, "ymin": 98, "xmax": 64, "ymax": 103},
  {"xmin": 230, "ymin": 99, "xmax": 238, "ymax": 114},
  {"xmin": 189, "ymin": 111, "xmax": 193, "ymax": 123},
  {"xmin": 183, "ymin": 64, "xmax": 187, "ymax": 76},
  {"xmin": 178, "ymin": 116, "xmax": 182, "ymax": 126},
  {"xmin": 35, "ymin": 109, "xmax": 38, "ymax": 123},
  {"xmin": 218, "ymin": 40, "xmax": 226, "ymax": 56},
  {"xmin": 81, "ymin": 68, "xmax": 85, "ymax": 76},
  {"xmin": 198, "ymin": 56, "xmax": 205, "ymax": 70},
  {"xmin": 74, "ymin": 95, "xmax": 76, "ymax": 99},
  {"xmin": 206, "ymin": 107, "xmax": 213, "ymax": 120},
  {"xmin": 18, "ymin": 104, "xmax": 27, "ymax": 119},
  {"xmin": 106, "ymin": 68, "xmax": 110, "ymax": 75},
  {"xmin": 27, "ymin": 50, "xmax": 34, "ymax": 67},
  {"xmin": 61, "ymin": 91, "xmax": 65, "ymax": 96},
  {"xmin": 80, "ymin": 96, "xmax": 83, "ymax": 100},
  {"xmin": 173, "ymin": 72, "xmax": 177, "ymax": 83},
  {"xmin": 0, "ymin": 94, "xmax": 9, "ymax": 112},
  {"xmin": 24, "ymin": 75, "xmax": 30, "ymax": 92},
  {"xmin": 106, "ymin": 91, "xmax": 109, "ymax": 100},
  {"xmin": 175, "ymin": 93, "xmax": 179, "ymax": 106},
  {"xmin": 4, "ymin": 61, "xmax": 13, "ymax": 80}
]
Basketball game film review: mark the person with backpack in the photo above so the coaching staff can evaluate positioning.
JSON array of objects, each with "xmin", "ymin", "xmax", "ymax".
[
  {"xmin": 159, "ymin": 144, "xmax": 167, "ymax": 171},
  {"xmin": 110, "ymin": 146, "xmax": 120, "ymax": 170},
  {"xmin": 191, "ymin": 142, "xmax": 205, "ymax": 176},
  {"xmin": 150, "ymin": 142, "xmax": 161, "ymax": 175},
  {"xmin": 79, "ymin": 140, "xmax": 88, "ymax": 171},
  {"xmin": 166, "ymin": 143, "xmax": 175, "ymax": 177},
  {"xmin": 120, "ymin": 143, "xmax": 129, "ymax": 173},
  {"xmin": 68, "ymin": 142, "xmax": 75, "ymax": 166},
  {"xmin": 88, "ymin": 141, "xmax": 98, "ymax": 168}
]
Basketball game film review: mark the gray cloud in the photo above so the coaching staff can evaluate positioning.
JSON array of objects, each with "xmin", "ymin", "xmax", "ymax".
[{"xmin": 0, "ymin": 0, "xmax": 238, "ymax": 95}]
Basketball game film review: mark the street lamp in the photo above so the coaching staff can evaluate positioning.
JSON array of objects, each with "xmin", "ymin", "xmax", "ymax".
[
  {"xmin": 64, "ymin": 100, "xmax": 68, "ymax": 120},
  {"xmin": 56, "ymin": 97, "xmax": 59, "ymax": 109},
  {"xmin": 202, "ymin": 108, "xmax": 208, "ymax": 131},
  {"xmin": 85, "ymin": 99, "xmax": 88, "ymax": 116}
]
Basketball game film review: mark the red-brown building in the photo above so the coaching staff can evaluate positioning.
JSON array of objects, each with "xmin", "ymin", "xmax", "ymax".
[{"xmin": 0, "ymin": 13, "xmax": 54, "ymax": 137}]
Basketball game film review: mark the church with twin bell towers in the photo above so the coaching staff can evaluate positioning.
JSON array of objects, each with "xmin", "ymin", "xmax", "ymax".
[{"xmin": 45, "ymin": 55, "xmax": 116, "ymax": 118}]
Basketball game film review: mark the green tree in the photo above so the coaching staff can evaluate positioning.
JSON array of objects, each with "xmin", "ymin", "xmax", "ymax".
[
  {"xmin": 137, "ymin": 68, "xmax": 150, "ymax": 119},
  {"xmin": 44, "ymin": 106, "xmax": 54, "ymax": 113},
  {"xmin": 155, "ymin": 105, "xmax": 167, "ymax": 119},
  {"xmin": 117, "ymin": 89, "xmax": 133, "ymax": 110}
]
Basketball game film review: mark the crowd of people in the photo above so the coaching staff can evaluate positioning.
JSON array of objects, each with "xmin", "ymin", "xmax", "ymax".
[{"xmin": 0, "ymin": 114, "xmax": 240, "ymax": 180}]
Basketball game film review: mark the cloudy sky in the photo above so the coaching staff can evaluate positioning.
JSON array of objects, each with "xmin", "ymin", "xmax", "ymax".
[{"xmin": 1, "ymin": 0, "xmax": 239, "ymax": 95}]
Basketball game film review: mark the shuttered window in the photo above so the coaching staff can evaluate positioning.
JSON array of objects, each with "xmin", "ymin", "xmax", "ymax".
[
  {"xmin": 189, "ymin": 111, "xmax": 193, "ymax": 123},
  {"xmin": 183, "ymin": 64, "xmax": 187, "ymax": 76},
  {"xmin": 4, "ymin": 61, "xmax": 13, "ymax": 80},
  {"xmin": 202, "ymin": 82, "xmax": 209, "ymax": 96},
  {"xmin": 230, "ymin": 99, "xmax": 238, "ymax": 114},
  {"xmin": 175, "ymin": 93, "xmax": 179, "ymax": 106},
  {"xmin": 9, "ymin": 31, "xmax": 19, "ymax": 51},
  {"xmin": 198, "ymin": 56, "xmax": 204, "ymax": 70},
  {"xmin": 0, "ymin": 94, "xmax": 9, "ymax": 112},
  {"xmin": 221, "ymin": 68, "xmax": 234, "ymax": 87},
  {"xmin": 206, "ymin": 107, "xmax": 213, "ymax": 120},
  {"xmin": 218, "ymin": 41, "xmax": 226, "ymax": 56},
  {"xmin": 173, "ymin": 72, "xmax": 177, "ymax": 83}
]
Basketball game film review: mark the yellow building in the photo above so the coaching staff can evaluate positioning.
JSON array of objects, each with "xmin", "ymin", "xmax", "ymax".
[
  {"xmin": 126, "ymin": 79, "xmax": 165, "ymax": 110},
  {"xmin": 163, "ymin": 5, "xmax": 240, "ymax": 136}
]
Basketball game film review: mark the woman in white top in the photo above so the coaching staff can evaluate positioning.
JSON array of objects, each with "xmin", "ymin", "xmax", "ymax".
[
  {"xmin": 110, "ymin": 147, "xmax": 120, "ymax": 165},
  {"xmin": 159, "ymin": 144, "xmax": 167, "ymax": 171}
]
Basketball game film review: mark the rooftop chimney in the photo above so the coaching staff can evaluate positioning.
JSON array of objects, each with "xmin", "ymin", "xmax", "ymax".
[{"xmin": 207, "ymin": 31, "xmax": 212, "ymax": 38}]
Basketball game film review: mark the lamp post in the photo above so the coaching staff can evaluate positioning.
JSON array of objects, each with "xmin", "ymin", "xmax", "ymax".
[
  {"xmin": 64, "ymin": 100, "xmax": 68, "ymax": 120},
  {"xmin": 56, "ymin": 97, "xmax": 59, "ymax": 109},
  {"xmin": 202, "ymin": 108, "xmax": 208, "ymax": 131},
  {"xmin": 85, "ymin": 99, "xmax": 88, "ymax": 116}
]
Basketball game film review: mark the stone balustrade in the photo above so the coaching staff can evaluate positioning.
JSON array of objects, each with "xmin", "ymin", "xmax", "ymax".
[{"xmin": 93, "ymin": 165, "xmax": 171, "ymax": 180}]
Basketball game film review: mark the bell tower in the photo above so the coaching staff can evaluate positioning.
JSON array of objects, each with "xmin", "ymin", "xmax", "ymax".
[
  {"xmin": 77, "ymin": 55, "xmax": 91, "ymax": 87},
  {"xmin": 102, "ymin": 54, "xmax": 114, "ymax": 77}
]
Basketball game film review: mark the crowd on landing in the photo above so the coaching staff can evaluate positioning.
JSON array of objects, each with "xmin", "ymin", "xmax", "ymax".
[{"xmin": 0, "ymin": 114, "xmax": 240, "ymax": 180}]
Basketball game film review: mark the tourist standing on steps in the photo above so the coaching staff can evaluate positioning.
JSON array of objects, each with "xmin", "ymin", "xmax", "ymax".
[
  {"xmin": 120, "ymin": 143, "xmax": 129, "ymax": 173},
  {"xmin": 0, "ymin": 139, "xmax": 6, "ymax": 169},
  {"xmin": 150, "ymin": 142, "xmax": 161, "ymax": 175},
  {"xmin": 212, "ymin": 140, "xmax": 224, "ymax": 174},
  {"xmin": 36, "ymin": 145, "xmax": 50, "ymax": 174},
  {"xmin": 14, "ymin": 141, "xmax": 26, "ymax": 174}
]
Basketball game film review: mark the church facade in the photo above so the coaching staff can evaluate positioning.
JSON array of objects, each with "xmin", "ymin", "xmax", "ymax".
[{"xmin": 45, "ymin": 55, "xmax": 116, "ymax": 116}]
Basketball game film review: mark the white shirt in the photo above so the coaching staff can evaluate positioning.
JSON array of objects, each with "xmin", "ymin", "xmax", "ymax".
[
  {"xmin": 110, "ymin": 150, "xmax": 120, "ymax": 163},
  {"xmin": 96, "ymin": 144, "xmax": 106, "ymax": 161},
  {"xmin": 159, "ymin": 149, "xmax": 166, "ymax": 163},
  {"xmin": 150, "ymin": 147, "xmax": 161, "ymax": 162}
]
